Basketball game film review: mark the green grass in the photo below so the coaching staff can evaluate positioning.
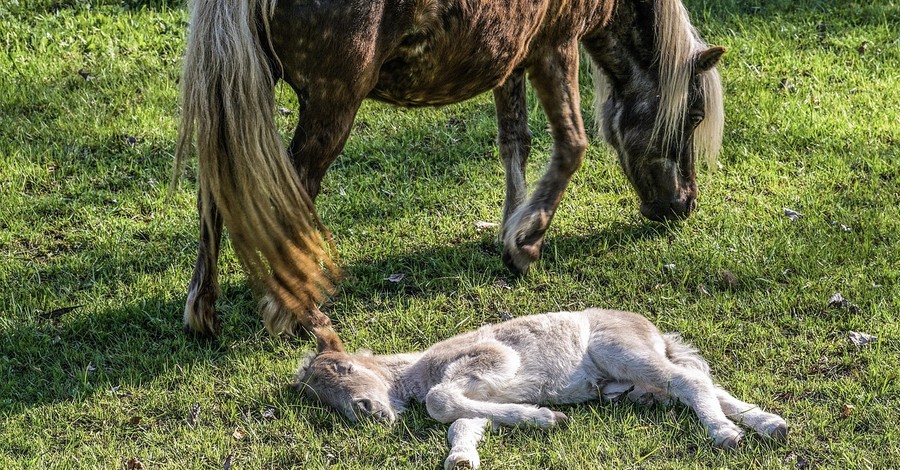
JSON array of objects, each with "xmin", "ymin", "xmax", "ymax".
[{"xmin": 1, "ymin": 0, "xmax": 898, "ymax": 468}]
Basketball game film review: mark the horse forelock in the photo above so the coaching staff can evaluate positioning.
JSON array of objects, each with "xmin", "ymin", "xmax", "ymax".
[{"xmin": 653, "ymin": 0, "xmax": 723, "ymax": 169}]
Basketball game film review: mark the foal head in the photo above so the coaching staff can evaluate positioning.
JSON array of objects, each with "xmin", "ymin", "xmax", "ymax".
[
  {"xmin": 588, "ymin": 0, "xmax": 725, "ymax": 222},
  {"xmin": 296, "ymin": 350, "xmax": 398, "ymax": 424}
]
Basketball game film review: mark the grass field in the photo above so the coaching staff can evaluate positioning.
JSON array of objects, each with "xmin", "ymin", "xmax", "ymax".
[{"xmin": 1, "ymin": 0, "xmax": 898, "ymax": 468}]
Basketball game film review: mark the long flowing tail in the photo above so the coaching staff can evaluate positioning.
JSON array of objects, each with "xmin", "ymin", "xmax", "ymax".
[{"xmin": 173, "ymin": 0, "xmax": 342, "ymax": 351}]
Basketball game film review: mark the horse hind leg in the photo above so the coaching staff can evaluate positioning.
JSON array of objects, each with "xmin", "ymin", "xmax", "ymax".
[
  {"xmin": 714, "ymin": 387, "xmax": 788, "ymax": 440},
  {"xmin": 184, "ymin": 188, "xmax": 223, "ymax": 336},
  {"xmin": 502, "ymin": 43, "xmax": 587, "ymax": 275},
  {"xmin": 257, "ymin": 87, "xmax": 362, "ymax": 337},
  {"xmin": 494, "ymin": 67, "xmax": 531, "ymax": 234}
]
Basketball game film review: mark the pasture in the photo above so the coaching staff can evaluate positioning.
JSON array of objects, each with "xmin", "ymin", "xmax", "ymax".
[{"xmin": 1, "ymin": 0, "xmax": 898, "ymax": 467}]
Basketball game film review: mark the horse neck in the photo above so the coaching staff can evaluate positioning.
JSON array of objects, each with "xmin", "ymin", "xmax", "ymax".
[
  {"xmin": 583, "ymin": 0, "xmax": 658, "ymax": 89},
  {"xmin": 373, "ymin": 352, "xmax": 428, "ymax": 403}
]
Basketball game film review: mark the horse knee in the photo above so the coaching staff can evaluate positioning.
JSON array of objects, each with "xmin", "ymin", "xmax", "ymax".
[
  {"xmin": 554, "ymin": 136, "xmax": 587, "ymax": 174},
  {"xmin": 426, "ymin": 388, "xmax": 462, "ymax": 424}
]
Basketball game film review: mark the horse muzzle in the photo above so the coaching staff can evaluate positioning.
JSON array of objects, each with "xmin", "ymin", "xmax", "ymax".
[{"xmin": 640, "ymin": 194, "xmax": 697, "ymax": 222}]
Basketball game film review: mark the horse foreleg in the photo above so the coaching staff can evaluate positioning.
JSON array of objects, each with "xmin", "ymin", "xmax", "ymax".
[
  {"xmin": 425, "ymin": 384, "xmax": 567, "ymax": 429},
  {"xmin": 184, "ymin": 187, "xmax": 224, "ymax": 336},
  {"xmin": 663, "ymin": 366, "xmax": 746, "ymax": 448},
  {"xmin": 502, "ymin": 44, "xmax": 587, "ymax": 275},
  {"xmin": 494, "ymin": 68, "xmax": 531, "ymax": 232},
  {"xmin": 444, "ymin": 417, "xmax": 490, "ymax": 470},
  {"xmin": 714, "ymin": 387, "xmax": 788, "ymax": 440}
]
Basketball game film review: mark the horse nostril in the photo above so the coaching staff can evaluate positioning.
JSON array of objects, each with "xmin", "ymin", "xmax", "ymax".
[{"xmin": 356, "ymin": 399, "xmax": 373, "ymax": 413}]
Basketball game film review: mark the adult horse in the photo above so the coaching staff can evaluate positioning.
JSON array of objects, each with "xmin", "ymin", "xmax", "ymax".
[{"xmin": 174, "ymin": 0, "xmax": 725, "ymax": 349}]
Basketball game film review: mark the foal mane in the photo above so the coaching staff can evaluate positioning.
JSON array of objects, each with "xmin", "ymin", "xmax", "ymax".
[{"xmin": 654, "ymin": 0, "xmax": 724, "ymax": 167}]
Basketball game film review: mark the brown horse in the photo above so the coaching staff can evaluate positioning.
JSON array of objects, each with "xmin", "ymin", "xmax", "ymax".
[{"xmin": 174, "ymin": 0, "xmax": 725, "ymax": 348}]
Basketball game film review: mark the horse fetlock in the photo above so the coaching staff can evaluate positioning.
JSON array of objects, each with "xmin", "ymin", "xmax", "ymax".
[
  {"xmin": 444, "ymin": 451, "xmax": 479, "ymax": 470},
  {"xmin": 501, "ymin": 208, "xmax": 551, "ymax": 275},
  {"xmin": 183, "ymin": 287, "xmax": 220, "ymax": 337}
]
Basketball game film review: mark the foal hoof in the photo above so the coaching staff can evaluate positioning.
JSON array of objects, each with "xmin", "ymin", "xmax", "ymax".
[
  {"xmin": 712, "ymin": 428, "xmax": 744, "ymax": 449},
  {"xmin": 764, "ymin": 418, "xmax": 789, "ymax": 441},
  {"xmin": 444, "ymin": 452, "xmax": 479, "ymax": 470}
]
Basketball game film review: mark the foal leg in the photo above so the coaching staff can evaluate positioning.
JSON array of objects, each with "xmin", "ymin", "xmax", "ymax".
[
  {"xmin": 426, "ymin": 383, "xmax": 567, "ymax": 429},
  {"xmin": 444, "ymin": 417, "xmax": 490, "ymax": 470},
  {"xmin": 183, "ymin": 187, "xmax": 224, "ymax": 336},
  {"xmin": 502, "ymin": 43, "xmax": 587, "ymax": 274},
  {"xmin": 662, "ymin": 365, "xmax": 746, "ymax": 448},
  {"xmin": 494, "ymin": 68, "xmax": 531, "ymax": 230},
  {"xmin": 715, "ymin": 387, "xmax": 788, "ymax": 440}
]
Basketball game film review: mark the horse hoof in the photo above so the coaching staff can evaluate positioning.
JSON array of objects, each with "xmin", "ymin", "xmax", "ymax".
[{"xmin": 444, "ymin": 452, "xmax": 479, "ymax": 470}]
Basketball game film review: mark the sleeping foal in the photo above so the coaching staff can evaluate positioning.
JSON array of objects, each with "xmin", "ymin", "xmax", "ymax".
[{"xmin": 297, "ymin": 309, "xmax": 787, "ymax": 468}]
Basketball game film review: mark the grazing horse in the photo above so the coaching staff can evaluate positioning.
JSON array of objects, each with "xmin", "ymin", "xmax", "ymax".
[
  {"xmin": 175, "ymin": 0, "xmax": 725, "ymax": 345},
  {"xmin": 297, "ymin": 309, "xmax": 787, "ymax": 469}
]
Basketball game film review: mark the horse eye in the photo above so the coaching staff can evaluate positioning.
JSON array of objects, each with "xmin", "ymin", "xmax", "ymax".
[{"xmin": 690, "ymin": 113, "xmax": 704, "ymax": 126}]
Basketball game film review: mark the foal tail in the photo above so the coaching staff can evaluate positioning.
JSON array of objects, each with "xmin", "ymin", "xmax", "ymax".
[
  {"xmin": 662, "ymin": 333, "xmax": 710, "ymax": 375},
  {"xmin": 173, "ymin": 0, "xmax": 341, "ymax": 350}
]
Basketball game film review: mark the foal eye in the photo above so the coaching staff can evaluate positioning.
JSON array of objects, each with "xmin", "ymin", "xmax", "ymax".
[{"xmin": 689, "ymin": 113, "xmax": 704, "ymax": 126}]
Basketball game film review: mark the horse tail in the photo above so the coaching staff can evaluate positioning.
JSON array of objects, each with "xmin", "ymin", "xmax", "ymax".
[
  {"xmin": 173, "ymin": 0, "xmax": 341, "ymax": 348},
  {"xmin": 662, "ymin": 332, "xmax": 710, "ymax": 375}
]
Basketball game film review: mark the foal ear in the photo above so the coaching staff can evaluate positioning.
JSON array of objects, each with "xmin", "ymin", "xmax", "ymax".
[
  {"xmin": 333, "ymin": 361, "xmax": 353, "ymax": 375},
  {"xmin": 695, "ymin": 46, "xmax": 727, "ymax": 73}
]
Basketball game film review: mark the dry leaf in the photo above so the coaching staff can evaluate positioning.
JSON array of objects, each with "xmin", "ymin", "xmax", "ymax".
[
  {"xmin": 385, "ymin": 273, "xmax": 405, "ymax": 283},
  {"xmin": 277, "ymin": 107, "xmax": 292, "ymax": 116},
  {"xmin": 848, "ymin": 331, "xmax": 876, "ymax": 348},
  {"xmin": 124, "ymin": 457, "xmax": 145, "ymax": 469},
  {"xmin": 828, "ymin": 293, "xmax": 861, "ymax": 313},
  {"xmin": 129, "ymin": 416, "xmax": 142, "ymax": 426},
  {"xmin": 232, "ymin": 428, "xmax": 246, "ymax": 440},
  {"xmin": 223, "ymin": 454, "xmax": 233, "ymax": 470},
  {"xmin": 500, "ymin": 312, "xmax": 514, "ymax": 321},
  {"xmin": 40, "ymin": 305, "xmax": 82, "ymax": 320},
  {"xmin": 262, "ymin": 408, "xmax": 276, "ymax": 420},
  {"xmin": 841, "ymin": 403, "xmax": 855, "ymax": 417},
  {"xmin": 493, "ymin": 279, "xmax": 511, "ymax": 290},
  {"xmin": 475, "ymin": 221, "xmax": 498, "ymax": 231},
  {"xmin": 783, "ymin": 208, "xmax": 803, "ymax": 221},
  {"xmin": 188, "ymin": 402, "xmax": 201, "ymax": 426},
  {"xmin": 663, "ymin": 263, "xmax": 676, "ymax": 271}
]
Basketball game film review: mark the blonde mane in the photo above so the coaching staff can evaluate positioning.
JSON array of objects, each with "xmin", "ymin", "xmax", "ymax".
[
  {"xmin": 590, "ymin": 0, "xmax": 724, "ymax": 169},
  {"xmin": 654, "ymin": 0, "xmax": 723, "ymax": 168}
]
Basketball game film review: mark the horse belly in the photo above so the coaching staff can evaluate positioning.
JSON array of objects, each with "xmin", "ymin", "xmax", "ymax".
[{"xmin": 369, "ymin": 1, "xmax": 544, "ymax": 106}]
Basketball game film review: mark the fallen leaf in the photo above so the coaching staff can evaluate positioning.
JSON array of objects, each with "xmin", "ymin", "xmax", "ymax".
[
  {"xmin": 385, "ymin": 273, "xmax": 405, "ymax": 283},
  {"xmin": 841, "ymin": 403, "xmax": 854, "ymax": 417},
  {"xmin": 86, "ymin": 363, "xmax": 97, "ymax": 373},
  {"xmin": 124, "ymin": 457, "xmax": 145, "ymax": 469},
  {"xmin": 78, "ymin": 68, "xmax": 94, "ymax": 81},
  {"xmin": 223, "ymin": 454, "xmax": 233, "ymax": 470},
  {"xmin": 475, "ymin": 221, "xmax": 498, "ymax": 231},
  {"xmin": 698, "ymin": 284, "xmax": 710, "ymax": 296},
  {"xmin": 857, "ymin": 41, "xmax": 868, "ymax": 56},
  {"xmin": 277, "ymin": 107, "xmax": 292, "ymax": 116},
  {"xmin": 828, "ymin": 293, "xmax": 860, "ymax": 312},
  {"xmin": 493, "ymin": 279, "xmax": 511, "ymax": 290},
  {"xmin": 500, "ymin": 312, "xmax": 514, "ymax": 322},
  {"xmin": 663, "ymin": 263, "xmax": 675, "ymax": 271},
  {"xmin": 783, "ymin": 208, "xmax": 803, "ymax": 221},
  {"xmin": 232, "ymin": 428, "xmax": 245, "ymax": 440},
  {"xmin": 188, "ymin": 402, "xmax": 201, "ymax": 426},
  {"xmin": 848, "ymin": 331, "xmax": 877, "ymax": 348},
  {"xmin": 129, "ymin": 416, "xmax": 143, "ymax": 426},
  {"xmin": 262, "ymin": 408, "xmax": 276, "ymax": 420},
  {"xmin": 39, "ymin": 305, "xmax": 82, "ymax": 320},
  {"xmin": 721, "ymin": 271, "xmax": 739, "ymax": 290}
]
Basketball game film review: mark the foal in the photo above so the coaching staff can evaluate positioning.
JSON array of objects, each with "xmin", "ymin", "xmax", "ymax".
[{"xmin": 297, "ymin": 309, "xmax": 787, "ymax": 469}]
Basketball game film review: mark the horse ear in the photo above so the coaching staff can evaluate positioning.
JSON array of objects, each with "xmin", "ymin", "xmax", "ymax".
[
  {"xmin": 695, "ymin": 46, "xmax": 727, "ymax": 73},
  {"xmin": 333, "ymin": 361, "xmax": 353, "ymax": 375},
  {"xmin": 315, "ymin": 327, "xmax": 346, "ymax": 353},
  {"xmin": 293, "ymin": 350, "xmax": 318, "ymax": 392}
]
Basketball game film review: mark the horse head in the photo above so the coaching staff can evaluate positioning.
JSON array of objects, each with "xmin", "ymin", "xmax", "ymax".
[
  {"xmin": 588, "ymin": 1, "xmax": 726, "ymax": 222},
  {"xmin": 295, "ymin": 350, "xmax": 398, "ymax": 424}
]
